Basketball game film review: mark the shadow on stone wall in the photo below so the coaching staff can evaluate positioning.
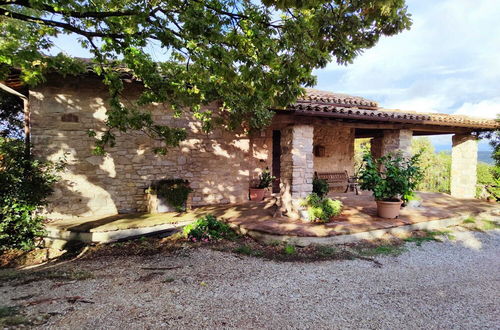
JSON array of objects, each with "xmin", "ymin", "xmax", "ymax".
[{"xmin": 31, "ymin": 76, "xmax": 270, "ymax": 219}]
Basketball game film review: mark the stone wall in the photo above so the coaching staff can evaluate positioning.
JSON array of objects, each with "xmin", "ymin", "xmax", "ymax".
[
  {"xmin": 313, "ymin": 126, "xmax": 354, "ymax": 175},
  {"xmin": 450, "ymin": 134, "xmax": 478, "ymax": 199},
  {"xmin": 30, "ymin": 76, "xmax": 272, "ymax": 219},
  {"xmin": 30, "ymin": 76, "xmax": 361, "ymax": 220}
]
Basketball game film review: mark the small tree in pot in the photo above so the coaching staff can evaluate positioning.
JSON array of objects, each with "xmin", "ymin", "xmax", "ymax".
[
  {"xmin": 359, "ymin": 152, "xmax": 423, "ymax": 218},
  {"xmin": 249, "ymin": 168, "xmax": 275, "ymax": 201}
]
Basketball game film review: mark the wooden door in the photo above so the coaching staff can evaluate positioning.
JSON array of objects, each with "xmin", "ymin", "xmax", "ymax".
[{"xmin": 272, "ymin": 130, "xmax": 281, "ymax": 193}]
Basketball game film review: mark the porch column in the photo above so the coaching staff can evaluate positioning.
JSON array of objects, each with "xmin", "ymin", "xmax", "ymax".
[
  {"xmin": 451, "ymin": 133, "xmax": 478, "ymax": 199},
  {"xmin": 380, "ymin": 129, "xmax": 413, "ymax": 157},
  {"xmin": 280, "ymin": 125, "xmax": 314, "ymax": 218}
]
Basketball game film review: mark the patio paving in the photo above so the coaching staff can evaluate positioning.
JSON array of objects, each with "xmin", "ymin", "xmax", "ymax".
[
  {"xmin": 225, "ymin": 192, "xmax": 500, "ymax": 238},
  {"xmin": 46, "ymin": 191, "xmax": 499, "ymax": 245}
]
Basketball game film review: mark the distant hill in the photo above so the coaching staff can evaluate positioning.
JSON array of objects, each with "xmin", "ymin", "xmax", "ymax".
[
  {"xmin": 478, "ymin": 151, "xmax": 494, "ymax": 164},
  {"xmin": 434, "ymin": 148, "xmax": 494, "ymax": 164}
]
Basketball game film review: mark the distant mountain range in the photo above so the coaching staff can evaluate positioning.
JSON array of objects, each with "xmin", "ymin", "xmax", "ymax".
[
  {"xmin": 434, "ymin": 147, "xmax": 494, "ymax": 164},
  {"xmin": 478, "ymin": 151, "xmax": 494, "ymax": 164}
]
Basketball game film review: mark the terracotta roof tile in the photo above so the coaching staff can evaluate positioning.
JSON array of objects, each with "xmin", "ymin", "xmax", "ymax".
[
  {"xmin": 287, "ymin": 95, "xmax": 499, "ymax": 130},
  {"xmin": 301, "ymin": 88, "xmax": 378, "ymax": 108}
]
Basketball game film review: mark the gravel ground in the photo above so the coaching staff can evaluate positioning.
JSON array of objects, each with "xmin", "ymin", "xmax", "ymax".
[{"xmin": 2, "ymin": 229, "xmax": 499, "ymax": 329}]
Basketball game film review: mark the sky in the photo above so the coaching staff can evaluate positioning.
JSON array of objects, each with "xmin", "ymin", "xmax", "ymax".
[
  {"xmin": 50, "ymin": 0, "xmax": 499, "ymax": 151},
  {"xmin": 313, "ymin": 0, "xmax": 500, "ymax": 151}
]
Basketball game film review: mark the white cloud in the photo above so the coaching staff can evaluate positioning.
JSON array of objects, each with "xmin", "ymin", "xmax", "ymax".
[
  {"xmin": 314, "ymin": 0, "xmax": 500, "ymax": 119},
  {"xmin": 453, "ymin": 99, "xmax": 500, "ymax": 119}
]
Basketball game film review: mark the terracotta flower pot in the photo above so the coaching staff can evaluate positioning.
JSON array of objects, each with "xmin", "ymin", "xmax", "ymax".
[
  {"xmin": 376, "ymin": 200, "xmax": 403, "ymax": 219},
  {"xmin": 249, "ymin": 188, "xmax": 266, "ymax": 201}
]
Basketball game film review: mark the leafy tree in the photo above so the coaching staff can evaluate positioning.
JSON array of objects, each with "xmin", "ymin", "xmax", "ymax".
[
  {"xmin": 411, "ymin": 137, "xmax": 451, "ymax": 193},
  {"xmin": 0, "ymin": 0, "xmax": 412, "ymax": 153},
  {"xmin": 0, "ymin": 90, "xmax": 23, "ymax": 138},
  {"xmin": 490, "ymin": 116, "xmax": 500, "ymax": 166},
  {"xmin": 476, "ymin": 162, "xmax": 499, "ymax": 200},
  {"xmin": 354, "ymin": 137, "xmax": 371, "ymax": 175},
  {"xmin": 477, "ymin": 115, "xmax": 499, "ymax": 200},
  {"xmin": 0, "ymin": 138, "xmax": 63, "ymax": 251}
]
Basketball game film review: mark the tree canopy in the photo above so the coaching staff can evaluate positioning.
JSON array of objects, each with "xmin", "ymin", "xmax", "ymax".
[
  {"xmin": 0, "ymin": 90, "xmax": 23, "ymax": 138},
  {"xmin": 0, "ymin": 0, "xmax": 412, "ymax": 153}
]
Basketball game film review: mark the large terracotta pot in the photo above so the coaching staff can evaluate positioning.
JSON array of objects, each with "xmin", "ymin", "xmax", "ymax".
[
  {"xmin": 249, "ymin": 188, "xmax": 266, "ymax": 201},
  {"xmin": 376, "ymin": 200, "xmax": 403, "ymax": 219}
]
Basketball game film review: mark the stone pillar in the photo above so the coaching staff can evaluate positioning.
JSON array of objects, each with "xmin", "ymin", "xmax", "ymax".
[
  {"xmin": 280, "ymin": 125, "xmax": 314, "ymax": 218},
  {"xmin": 451, "ymin": 134, "xmax": 478, "ymax": 199},
  {"xmin": 380, "ymin": 129, "xmax": 413, "ymax": 157}
]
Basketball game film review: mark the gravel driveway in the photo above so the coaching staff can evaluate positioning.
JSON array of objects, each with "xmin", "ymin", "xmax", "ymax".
[{"xmin": 2, "ymin": 229, "xmax": 499, "ymax": 329}]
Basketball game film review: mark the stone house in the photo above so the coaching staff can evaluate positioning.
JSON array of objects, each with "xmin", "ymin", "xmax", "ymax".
[{"xmin": 3, "ymin": 73, "xmax": 498, "ymax": 220}]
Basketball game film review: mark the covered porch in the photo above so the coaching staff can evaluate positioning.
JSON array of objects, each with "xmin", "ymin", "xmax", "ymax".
[{"xmin": 269, "ymin": 90, "xmax": 497, "ymax": 218}]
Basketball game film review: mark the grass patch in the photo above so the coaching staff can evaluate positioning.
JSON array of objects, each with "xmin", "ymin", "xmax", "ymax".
[
  {"xmin": 0, "ymin": 269, "xmax": 20, "ymax": 282},
  {"xmin": 283, "ymin": 244, "xmax": 296, "ymax": 255},
  {"xmin": 0, "ymin": 314, "xmax": 29, "ymax": 327},
  {"xmin": 404, "ymin": 230, "xmax": 455, "ymax": 246},
  {"xmin": 480, "ymin": 220, "xmax": 500, "ymax": 231},
  {"xmin": 211, "ymin": 236, "xmax": 356, "ymax": 262},
  {"xmin": 163, "ymin": 277, "xmax": 175, "ymax": 283},
  {"xmin": 0, "ymin": 306, "xmax": 29, "ymax": 327},
  {"xmin": 0, "ymin": 306, "xmax": 19, "ymax": 318},
  {"xmin": 463, "ymin": 217, "xmax": 476, "ymax": 224},
  {"xmin": 356, "ymin": 244, "xmax": 406, "ymax": 257},
  {"xmin": 0, "ymin": 268, "xmax": 94, "ymax": 286},
  {"xmin": 234, "ymin": 245, "xmax": 263, "ymax": 257},
  {"xmin": 315, "ymin": 245, "xmax": 338, "ymax": 257},
  {"xmin": 460, "ymin": 218, "xmax": 500, "ymax": 232}
]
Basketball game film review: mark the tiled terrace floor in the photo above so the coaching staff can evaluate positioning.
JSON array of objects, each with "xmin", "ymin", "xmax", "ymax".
[
  {"xmin": 225, "ymin": 192, "xmax": 499, "ymax": 237},
  {"xmin": 47, "ymin": 192, "xmax": 499, "ymax": 239}
]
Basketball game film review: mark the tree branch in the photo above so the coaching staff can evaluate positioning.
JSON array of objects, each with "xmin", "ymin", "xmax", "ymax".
[
  {"xmin": 0, "ymin": 8, "xmax": 132, "ymax": 39},
  {"xmin": 3, "ymin": 0, "xmax": 137, "ymax": 18}
]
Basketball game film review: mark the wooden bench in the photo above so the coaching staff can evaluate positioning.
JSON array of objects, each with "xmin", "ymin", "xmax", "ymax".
[{"xmin": 314, "ymin": 171, "xmax": 359, "ymax": 194}]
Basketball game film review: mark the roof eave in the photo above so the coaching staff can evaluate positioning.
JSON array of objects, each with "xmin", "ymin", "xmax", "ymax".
[{"xmin": 275, "ymin": 107, "xmax": 499, "ymax": 131}]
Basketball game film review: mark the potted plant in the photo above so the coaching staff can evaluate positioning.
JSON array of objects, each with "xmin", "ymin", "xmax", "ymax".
[
  {"xmin": 146, "ymin": 178, "xmax": 193, "ymax": 213},
  {"xmin": 249, "ymin": 168, "xmax": 275, "ymax": 201},
  {"xmin": 359, "ymin": 152, "xmax": 423, "ymax": 218}
]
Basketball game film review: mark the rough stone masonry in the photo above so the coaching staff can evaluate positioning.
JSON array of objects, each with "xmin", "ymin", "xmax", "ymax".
[{"xmin": 30, "ymin": 76, "xmax": 356, "ymax": 220}]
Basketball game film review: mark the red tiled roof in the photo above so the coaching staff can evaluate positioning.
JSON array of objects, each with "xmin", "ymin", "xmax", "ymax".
[
  {"xmin": 289, "ymin": 89, "xmax": 499, "ymax": 130},
  {"xmin": 300, "ymin": 88, "xmax": 378, "ymax": 108}
]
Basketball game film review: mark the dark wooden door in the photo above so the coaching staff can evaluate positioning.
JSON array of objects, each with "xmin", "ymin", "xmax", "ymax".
[{"xmin": 272, "ymin": 130, "xmax": 281, "ymax": 193}]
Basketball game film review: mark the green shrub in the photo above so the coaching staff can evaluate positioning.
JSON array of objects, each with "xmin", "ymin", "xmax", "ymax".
[
  {"xmin": 302, "ymin": 193, "xmax": 342, "ymax": 223},
  {"xmin": 148, "ymin": 178, "xmax": 192, "ymax": 212},
  {"xmin": 0, "ymin": 138, "xmax": 63, "ymax": 251},
  {"xmin": 283, "ymin": 244, "xmax": 296, "ymax": 255},
  {"xmin": 359, "ymin": 151, "xmax": 423, "ymax": 202},
  {"xmin": 183, "ymin": 214, "xmax": 234, "ymax": 242},
  {"xmin": 476, "ymin": 162, "xmax": 499, "ymax": 199},
  {"xmin": 0, "ymin": 204, "xmax": 46, "ymax": 251},
  {"xmin": 312, "ymin": 177, "xmax": 329, "ymax": 198}
]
